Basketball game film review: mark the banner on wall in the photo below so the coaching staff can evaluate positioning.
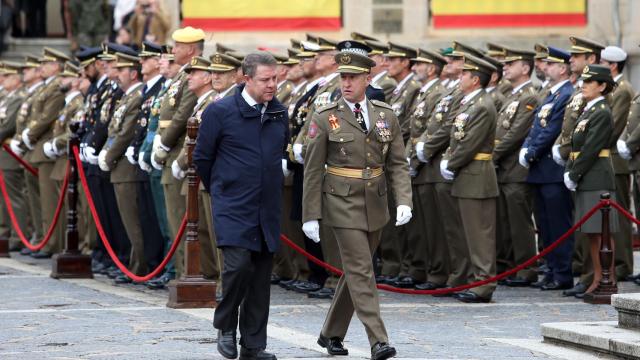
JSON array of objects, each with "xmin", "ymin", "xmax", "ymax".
[
  {"xmin": 182, "ymin": 0, "xmax": 342, "ymax": 31},
  {"xmin": 431, "ymin": 0, "xmax": 587, "ymax": 28}
]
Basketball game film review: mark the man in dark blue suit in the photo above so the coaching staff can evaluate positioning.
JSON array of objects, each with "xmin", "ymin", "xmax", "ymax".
[
  {"xmin": 520, "ymin": 47, "xmax": 575, "ymax": 291},
  {"xmin": 194, "ymin": 52, "xmax": 288, "ymax": 360}
]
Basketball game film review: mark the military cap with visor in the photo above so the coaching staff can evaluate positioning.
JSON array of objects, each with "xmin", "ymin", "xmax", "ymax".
[
  {"xmin": 171, "ymin": 26, "xmax": 205, "ymax": 43},
  {"xmin": 543, "ymin": 46, "xmax": 571, "ymax": 64},
  {"xmin": 114, "ymin": 53, "xmax": 140, "ymax": 68},
  {"xmin": 569, "ymin": 36, "xmax": 605, "ymax": 55},
  {"xmin": 534, "ymin": 43, "xmax": 548, "ymax": 59},
  {"xmin": 580, "ymin": 64, "xmax": 615, "ymax": 85},
  {"xmin": 185, "ymin": 56, "xmax": 214, "ymax": 73},
  {"xmin": 139, "ymin": 41, "xmax": 163, "ymax": 57},
  {"xmin": 386, "ymin": 42, "xmax": 417, "ymax": 59},
  {"xmin": 209, "ymin": 53, "xmax": 241, "ymax": 72},
  {"xmin": 0, "ymin": 61, "xmax": 24, "ymax": 75},
  {"xmin": 23, "ymin": 54, "xmax": 41, "ymax": 68},
  {"xmin": 350, "ymin": 32, "xmax": 380, "ymax": 42},
  {"xmin": 502, "ymin": 48, "xmax": 536, "ymax": 63},
  {"xmin": 486, "ymin": 42, "xmax": 508, "ymax": 58},
  {"xmin": 452, "ymin": 41, "xmax": 484, "ymax": 58},
  {"xmin": 60, "ymin": 61, "xmax": 81, "ymax": 77},
  {"xmin": 76, "ymin": 46, "xmax": 102, "ymax": 68},
  {"xmin": 40, "ymin": 47, "xmax": 71, "ymax": 63},
  {"xmin": 334, "ymin": 40, "xmax": 376, "ymax": 74},
  {"xmin": 462, "ymin": 53, "xmax": 497, "ymax": 75},
  {"xmin": 411, "ymin": 48, "xmax": 447, "ymax": 67}
]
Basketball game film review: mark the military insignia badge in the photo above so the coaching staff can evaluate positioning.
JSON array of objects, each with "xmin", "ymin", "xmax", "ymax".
[
  {"xmin": 538, "ymin": 103, "xmax": 553, "ymax": 121},
  {"xmin": 339, "ymin": 53, "xmax": 351, "ymax": 65},
  {"xmin": 169, "ymin": 97, "xmax": 176, "ymax": 107},
  {"xmin": 575, "ymin": 119, "xmax": 589, "ymax": 132},
  {"xmin": 502, "ymin": 120, "xmax": 511, "ymax": 129},
  {"xmin": 328, "ymin": 114, "xmax": 340, "ymax": 130},
  {"xmin": 308, "ymin": 121, "xmax": 319, "ymax": 139},
  {"xmin": 505, "ymin": 101, "xmax": 519, "ymax": 119},
  {"xmin": 140, "ymin": 117, "xmax": 147, "ymax": 127},
  {"xmin": 392, "ymin": 102, "xmax": 402, "ymax": 117},
  {"xmin": 414, "ymin": 102, "xmax": 426, "ymax": 117},
  {"xmin": 540, "ymin": 119, "xmax": 547, "ymax": 128},
  {"xmin": 375, "ymin": 119, "xmax": 392, "ymax": 142},
  {"xmin": 570, "ymin": 93, "xmax": 584, "ymax": 111}
]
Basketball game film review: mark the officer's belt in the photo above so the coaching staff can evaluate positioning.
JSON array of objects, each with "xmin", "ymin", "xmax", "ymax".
[
  {"xmin": 569, "ymin": 149, "xmax": 610, "ymax": 161},
  {"xmin": 326, "ymin": 166, "xmax": 383, "ymax": 180},
  {"xmin": 158, "ymin": 120, "xmax": 171, "ymax": 129},
  {"xmin": 473, "ymin": 153, "xmax": 493, "ymax": 161}
]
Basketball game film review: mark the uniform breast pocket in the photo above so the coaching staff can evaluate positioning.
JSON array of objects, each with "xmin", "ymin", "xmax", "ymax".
[
  {"xmin": 323, "ymin": 178, "xmax": 350, "ymax": 197},
  {"xmin": 328, "ymin": 132, "xmax": 355, "ymax": 158}
]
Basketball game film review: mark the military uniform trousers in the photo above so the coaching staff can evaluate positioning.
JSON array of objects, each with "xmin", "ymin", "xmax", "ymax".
[
  {"xmin": 38, "ymin": 162, "xmax": 64, "ymax": 254},
  {"xmin": 24, "ymin": 167, "xmax": 43, "ymax": 242},
  {"xmin": 533, "ymin": 183, "xmax": 575, "ymax": 285},
  {"xmin": 496, "ymin": 182, "xmax": 537, "ymax": 281},
  {"xmin": 112, "ymin": 181, "xmax": 147, "ymax": 275},
  {"xmin": 455, "ymin": 196, "xmax": 497, "ymax": 298},
  {"xmin": 149, "ymin": 169, "xmax": 173, "ymax": 275},
  {"xmin": 379, "ymin": 186, "xmax": 408, "ymax": 277},
  {"xmin": 199, "ymin": 190, "xmax": 220, "ymax": 280},
  {"xmin": 434, "ymin": 182, "xmax": 471, "ymax": 287},
  {"xmin": 320, "ymin": 222, "xmax": 342, "ymax": 289},
  {"xmin": 0, "ymin": 169, "xmax": 28, "ymax": 248},
  {"xmin": 613, "ymin": 173, "xmax": 633, "ymax": 278},
  {"xmin": 321, "ymin": 227, "xmax": 388, "ymax": 346},
  {"xmin": 136, "ymin": 174, "xmax": 165, "ymax": 271},
  {"xmin": 162, "ymin": 180, "xmax": 186, "ymax": 277},
  {"xmin": 406, "ymin": 182, "xmax": 449, "ymax": 284}
]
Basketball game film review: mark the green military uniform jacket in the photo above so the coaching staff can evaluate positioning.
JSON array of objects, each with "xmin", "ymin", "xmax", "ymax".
[
  {"xmin": 623, "ymin": 95, "xmax": 640, "ymax": 171},
  {"xmin": 302, "ymin": 98, "xmax": 412, "ymax": 232},
  {"xmin": 404, "ymin": 79, "xmax": 446, "ymax": 184},
  {"xmin": 176, "ymin": 89, "xmax": 217, "ymax": 171},
  {"xmin": 0, "ymin": 88, "xmax": 27, "ymax": 170},
  {"xmin": 12, "ymin": 83, "xmax": 45, "ymax": 154},
  {"xmin": 565, "ymin": 98, "xmax": 615, "ymax": 191},
  {"xmin": 493, "ymin": 82, "xmax": 539, "ymax": 183},
  {"xmin": 371, "ymin": 71, "xmax": 397, "ymax": 103},
  {"xmin": 389, "ymin": 73, "xmax": 421, "ymax": 141},
  {"xmin": 609, "ymin": 75, "xmax": 635, "ymax": 175},
  {"xmin": 51, "ymin": 92, "xmax": 84, "ymax": 181},
  {"xmin": 487, "ymin": 87, "xmax": 506, "ymax": 113},
  {"xmin": 276, "ymin": 79, "xmax": 295, "ymax": 106},
  {"xmin": 26, "ymin": 77, "xmax": 66, "ymax": 164},
  {"xmin": 445, "ymin": 89, "xmax": 499, "ymax": 199},
  {"xmin": 497, "ymin": 79, "xmax": 513, "ymax": 97},
  {"xmin": 557, "ymin": 86, "xmax": 586, "ymax": 160},
  {"xmin": 104, "ymin": 83, "xmax": 144, "ymax": 183},
  {"xmin": 418, "ymin": 86, "xmax": 465, "ymax": 183},
  {"xmin": 154, "ymin": 69, "xmax": 198, "ymax": 184}
]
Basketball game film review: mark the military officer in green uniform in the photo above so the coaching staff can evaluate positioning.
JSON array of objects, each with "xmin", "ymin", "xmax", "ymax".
[
  {"xmin": 483, "ymin": 55, "xmax": 507, "ymax": 112},
  {"xmin": 534, "ymin": 43, "xmax": 550, "ymax": 99},
  {"xmin": 20, "ymin": 48, "xmax": 69, "ymax": 258},
  {"xmin": 151, "ymin": 26, "xmax": 203, "ymax": 277},
  {"xmin": 492, "ymin": 48, "xmax": 540, "ymax": 285},
  {"xmin": 486, "ymin": 42, "xmax": 513, "ymax": 96},
  {"xmin": 303, "ymin": 40, "xmax": 412, "ymax": 360},
  {"xmin": 0, "ymin": 62, "xmax": 29, "ymax": 251},
  {"xmin": 351, "ymin": 32, "xmax": 397, "ymax": 102},
  {"xmin": 440, "ymin": 54, "xmax": 499, "ymax": 303},
  {"xmin": 273, "ymin": 53, "xmax": 296, "ymax": 105}
]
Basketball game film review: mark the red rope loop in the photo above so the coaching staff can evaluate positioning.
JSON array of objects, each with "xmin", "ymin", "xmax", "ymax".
[
  {"xmin": 2, "ymin": 144, "xmax": 38, "ymax": 177},
  {"xmin": 0, "ymin": 164, "xmax": 68, "ymax": 251},
  {"xmin": 280, "ymin": 199, "xmax": 609, "ymax": 295},
  {"xmin": 73, "ymin": 146, "xmax": 186, "ymax": 282}
]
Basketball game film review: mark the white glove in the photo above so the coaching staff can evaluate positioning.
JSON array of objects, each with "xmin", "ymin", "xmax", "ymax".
[
  {"xmin": 282, "ymin": 159, "xmax": 291, "ymax": 177},
  {"xmin": 79, "ymin": 144, "xmax": 86, "ymax": 162},
  {"xmin": 151, "ymin": 151, "xmax": 163, "ymax": 170},
  {"xmin": 171, "ymin": 160, "xmax": 185, "ymax": 180},
  {"xmin": 518, "ymin": 148, "xmax": 529, "ymax": 168},
  {"xmin": 395, "ymin": 205, "xmax": 412, "ymax": 226},
  {"xmin": 552, "ymin": 144, "xmax": 565, "ymax": 166},
  {"xmin": 98, "ymin": 149, "xmax": 109, "ymax": 172},
  {"xmin": 125, "ymin": 146, "xmax": 136, "ymax": 165},
  {"xmin": 85, "ymin": 146, "xmax": 99, "ymax": 165},
  {"xmin": 21, "ymin": 129, "xmax": 33, "ymax": 150},
  {"xmin": 416, "ymin": 141, "xmax": 427, "ymax": 163},
  {"xmin": 9, "ymin": 139, "xmax": 24, "ymax": 157},
  {"xmin": 617, "ymin": 139, "xmax": 632, "ymax": 160},
  {"xmin": 408, "ymin": 157, "xmax": 417, "ymax": 177},
  {"xmin": 138, "ymin": 152, "xmax": 152, "ymax": 173},
  {"xmin": 302, "ymin": 220, "xmax": 320, "ymax": 243},
  {"xmin": 293, "ymin": 143, "xmax": 304, "ymax": 164},
  {"xmin": 439, "ymin": 160, "xmax": 454, "ymax": 180},
  {"xmin": 152, "ymin": 134, "xmax": 161, "ymax": 153},
  {"xmin": 563, "ymin": 172, "xmax": 577, "ymax": 191},
  {"xmin": 43, "ymin": 141, "xmax": 57, "ymax": 159},
  {"xmin": 51, "ymin": 140, "xmax": 64, "ymax": 155}
]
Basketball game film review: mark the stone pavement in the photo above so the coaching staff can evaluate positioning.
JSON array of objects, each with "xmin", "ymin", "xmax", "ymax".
[{"xmin": 0, "ymin": 251, "xmax": 636, "ymax": 360}]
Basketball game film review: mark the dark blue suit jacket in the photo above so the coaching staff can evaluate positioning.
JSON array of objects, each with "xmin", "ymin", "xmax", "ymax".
[
  {"xmin": 193, "ymin": 85, "xmax": 289, "ymax": 253},
  {"xmin": 523, "ymin": 80, "xmax": 574, "ymax": 184}
]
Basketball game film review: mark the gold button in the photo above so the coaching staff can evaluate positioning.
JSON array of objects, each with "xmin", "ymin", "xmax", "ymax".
[
  {"xmin": 366, "ymin": 138, "xmax": 370, "ymax": 143},
  {"xmin": 367, "ymin": 182, "xmax": 372, "ymax": 187},
  {"xmin": 340, "ymin": 138, "xmax": 344, "ymax": 142},
  {"xmin": 366, "ymin": 166, "xmax": 370, "ymax": 170},
  {"xmin": 367, "ymin": 152, "xmax": 371, "ymax": 157}
]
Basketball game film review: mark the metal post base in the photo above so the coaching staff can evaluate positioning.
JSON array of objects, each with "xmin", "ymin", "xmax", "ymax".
[
  {"xmin": 166, "ymin": 278, "xmax": 217, "ymax": 308},
  {"xmin": 50, "ymin": 252, "xmax": 93, "ymax": 279}
]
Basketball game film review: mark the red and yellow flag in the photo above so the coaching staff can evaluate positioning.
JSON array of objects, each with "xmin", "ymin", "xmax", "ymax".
[
  {"xmin": 182, "ymin": 0, "xmax": 342, "ymax": 31},
  {"xmin": 431, "ymin": 0, "xmax": 586, "ymax": 28}
]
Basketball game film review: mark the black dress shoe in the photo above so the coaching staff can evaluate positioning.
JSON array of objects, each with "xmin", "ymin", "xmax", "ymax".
[
  {"xmin": 278, "ymin": 279, "xmax": 297, "ymax": 290},
  {"xmin": 382, "ymin": 276, "xmax": 400, "ymax": 285},
  {"xmin": 375, "ymin": 275, "xmax": 390, "ymax": 284},
  {"xmin": 308, "ymin": 287, "xmax": 334, "ymax": 299},
  {"xmin": 415, "ymin": 281, "xmax": 445, "ymax": 291},
  {"xmin": 562, "ymin": 282, "xmax": 587, "ymax": 297},
  {"xmin": 293, "ymin": 281, "xmax": 321, "ymax": 293},
  {"xmin": 239, "ymin": 347, "xmax": 276, "ymax": 360},
  {"xmin": 453, "ymin": 291, "xmax": 491, "ymax": 303},
  {"xmin": 540, "ymin": 280, "xmax": 573, "ymax": 291},
  {"xmin": 217, "ymin": 330, "xmax": 238, "ymax": 359},
  {"xmin": 530, "ymin": 277, "xmax": 552, "ymax": 289},
  {"xmin": 270, "ymin": 274, "xmax": 283, "ymax": 284},
  {"xmin": 537, "ymin": 263, "xmax": 550, "ymax": 274},
  {"xmin": 19, "ymin": 248, "xmax": 32, "ymax": 256},
  {"xmin": 371, "ymin": 342, "xmax": 396, "ymax": 360},
  {"xmin": 30, "ymin": 251, "xmax": 52, "ymax": 259},
  {"xmin": 91, "ymin": 261, "xmax": 107, "ymax": 274},
  {"xmin": 626, "ymin": 273, "xmax": 640, "ymax": 282},
  {"xmin": 391, "ymin": 276, "xmax": 416, "ymax": 288},
  {"xmin": 114, "ymin": 274, "xmax": 132, "ymax": 284},
  {"xmin": 504, "ymin": 277, "xmax": 533, "ymax": 287},
  {"xmin": 317, "ymin": 334, "xmax": 348, "ymax": 356},
  {"xmin": 145, "ymin": 273, "xmax": 174, "ymax": 290},
  {"xmin": 574, "ymin": 291, "xmax": 587, "ymax": 299},
  {"xmin": 634, "ymin": 278, "xmax": 640, "ymax": 286},
  {"xmin": 432, "ymin": 286, "xmax": 455, "ymax": 297}
]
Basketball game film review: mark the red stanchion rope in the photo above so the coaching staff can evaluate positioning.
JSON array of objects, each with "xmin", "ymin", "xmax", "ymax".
[
  {"xmin": 72, "ymin": 146, "xmax": 186, "ymax": 282},
  {"xmin": 2, "ymin": 144, "xmax": 38, "ymax": 177},
  {"xmin": 0, "ymin": 165, "xmax": 68, "ymax": 251},
  {"xmin": 280, "ymin": 199, "xmax": 609, "ymax": 295}
]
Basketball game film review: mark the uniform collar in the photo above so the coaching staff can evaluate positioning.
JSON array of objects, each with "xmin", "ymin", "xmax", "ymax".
[
  {"xmin": 145, "ymin": 74, "xmax": 163, "ymax": 91},
  {"xmin": 584, "ymin": 96, "xmax": 604, "ymax": 112},
  {"xmin": 292, "ymin": 80, "xmax": 307, "ymax": 95},
  {"xmin": 485, "ymin": 86, "xmax": 495, "ymax": 93},
  {"xmin": 306, "ymin": 77, "xmax": 322, "ymax": 92},
  {"xmin": 462, "ymin": 88, "xmax": 482, "ymax": 104},
  {"xmin": 511, "ymin": 80, "xmax": 532, "ymax": 94},
  {"xmin": 550, "ymin": 79, "xmax": 570, "ymax": 95},
  {"xmin": 216, "ymin": 83, "xmax": 236, "ymax": 99},
  {"xmin": 65, "ymin": 90, "xmax": 81, "ymax": 105},
  {"xmin": 125, "ymin": 82, "xmax": 143, "ymax": 95},
  {"xmin": 447, "ymin": 78, "xmax": 459, "ymax": 89},
  {"xmin": 45, "ymin": 75, "xmax": 57, "ymax": 85},
  {"xmin": 197, "ymin": 89, "xmax": 215, "ymax": 107},
  {"xmin": 420, "ymin": 78, "xmax": 438, "ymax": 93},
  {"xmin": 394, "ymin": 72, "xmax": 414, "ymax": 92},
  {"xmin": 28, "ymin": 81, "xmax": 44, "ymax": 94},
  {"xmin": 372, "ymin": 70, "xmax": 387, "ymax": 84},
  {"xmin": 343, "ymin": 97, "xmax": 370, "ymax": 130},
  {"xmin": 96, "ymin": 74, "xmax": 108, "ymax": 89},
  {"xmin": 614, "ymin": 74, "xmax": 623, "ymax": 83}
]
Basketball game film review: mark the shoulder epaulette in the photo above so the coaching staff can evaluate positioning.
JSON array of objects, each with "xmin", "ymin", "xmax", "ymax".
[
  {"xmin": 371, "ymin": 99, "xmax": 392, "ymax": 109},
  {"xmin": 317, "ymin": 102, "xmax": 338, "ymax": 113}
]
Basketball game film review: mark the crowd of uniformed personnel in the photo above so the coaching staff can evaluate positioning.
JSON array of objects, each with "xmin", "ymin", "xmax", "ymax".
[{"xmin": 0, "ymin": 26, "xmax": 639, "ymax": 303}]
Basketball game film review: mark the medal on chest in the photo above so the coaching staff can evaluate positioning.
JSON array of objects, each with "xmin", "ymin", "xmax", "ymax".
[
  {"xmin": 314, "ymin": 92, "xmax": 332, "ymax": 108},
  {"xmin": 453, "ymin": 113, "xmax": 469, "ymax": 140},
  {"xmin": 328, "ymin": 114, "xmax": 340, "ymax": 131},
  {"xmin": 538, "ymin": 103, "xmax": 553, "ymax": 127},
  {"xmin": 113, "ymin": 104, "xmax": 126, "ymax": 128},
  {"xmin": 569, "ymin": 93, "xmax": 584, "ymax": 112},
  {"xmin": 391, "ymin": 102, "xmax": 402, "ymax": 117},
  {"xmin": 414, "ymin": 101, "xmax": 426, "ymax": 118},
  {"xmin": 575, "ymin": 119, "xmax": 589, "ymax": 133},
  {"xmin": 375, "ymin": 112, "xmax": 392, "ymax": 142}
]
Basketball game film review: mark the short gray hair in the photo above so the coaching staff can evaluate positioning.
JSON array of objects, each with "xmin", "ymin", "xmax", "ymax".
[{"xmin": 242, "ymin": 52, "xmax": 277, "ymax": 78}]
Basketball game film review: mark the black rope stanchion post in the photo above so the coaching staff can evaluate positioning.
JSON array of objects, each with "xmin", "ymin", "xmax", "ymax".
[
  {"xmin": 584, "ymin": 193, "xmax": 618, "ymax": 304},
  {"xmin": 167, "ymin": 117, "xmax": 216, "ymax": 308},
  {"xmin": 51, "ymin": 122, "xmax": 92, "ymax": 279}
]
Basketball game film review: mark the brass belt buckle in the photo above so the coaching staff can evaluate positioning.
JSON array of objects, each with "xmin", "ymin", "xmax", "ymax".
[{"xmin": 362, "ymin": 168, "xmax": 373, "ymax": 179}]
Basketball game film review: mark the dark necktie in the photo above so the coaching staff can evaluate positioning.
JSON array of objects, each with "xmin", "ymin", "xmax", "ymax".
[
  {"xmin": 254, "ymin": 103, "xmax": 264, "ymax": 113},
  {"xmin": 353, "ymin": 103, "xmax": 367, "ymax": 132}
]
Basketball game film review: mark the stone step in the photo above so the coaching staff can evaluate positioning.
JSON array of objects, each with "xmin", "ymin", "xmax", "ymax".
[
  {"xmin": 613, "ymin": 293, "xmax": 640, "ymax": 330},
  {"xmin": 541, "ymin": 321, "xmax": 640, "ymax": 359}
]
